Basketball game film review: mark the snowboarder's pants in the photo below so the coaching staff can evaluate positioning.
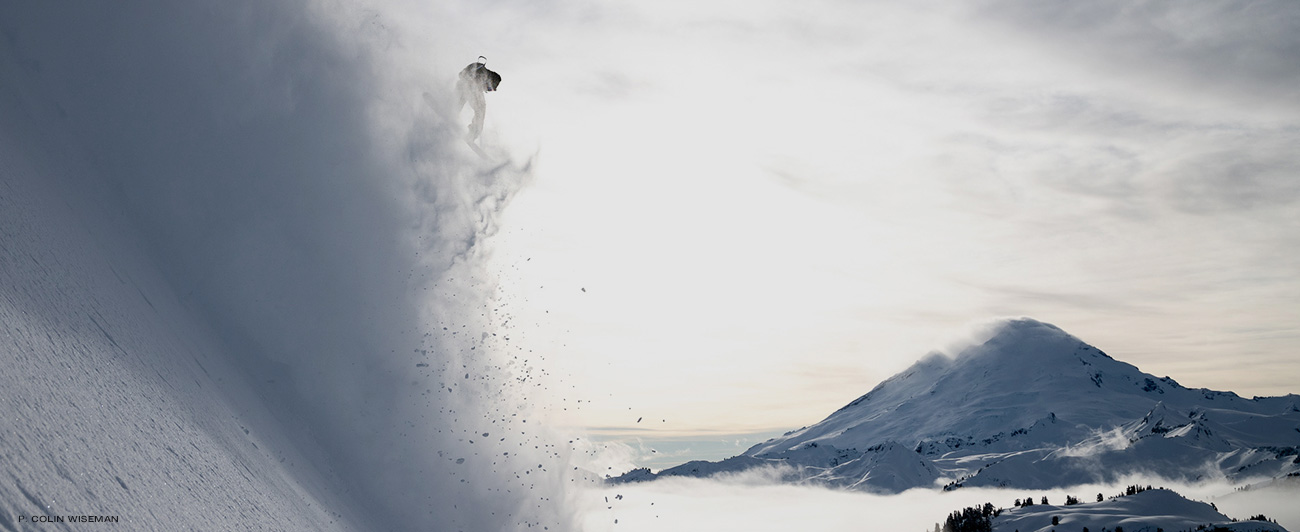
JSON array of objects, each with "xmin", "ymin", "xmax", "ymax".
[{"xmin": 456, "ymin": 80, "xmax": 486, "ymax": 140}]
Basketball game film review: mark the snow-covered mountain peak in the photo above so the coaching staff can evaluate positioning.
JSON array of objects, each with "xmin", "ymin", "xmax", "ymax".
[{"xmin": 616, "ymin": 318, "xmax": 1300, "ymax": 493}]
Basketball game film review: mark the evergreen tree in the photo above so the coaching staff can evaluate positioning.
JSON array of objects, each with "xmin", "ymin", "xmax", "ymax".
[{"xmin": 943, "ymin": 504, "xmax": 994, "ymax": 532}]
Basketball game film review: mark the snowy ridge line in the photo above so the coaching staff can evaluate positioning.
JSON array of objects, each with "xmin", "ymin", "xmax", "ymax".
[{"xmin": 938, "ymin": 486, "xmax": 1289, "ymax": 532}]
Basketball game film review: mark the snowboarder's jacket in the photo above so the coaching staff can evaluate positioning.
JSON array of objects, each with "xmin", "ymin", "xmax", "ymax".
[{"xmin": 459, "ymin": 62, "xmax": 501, "ymax": 92}]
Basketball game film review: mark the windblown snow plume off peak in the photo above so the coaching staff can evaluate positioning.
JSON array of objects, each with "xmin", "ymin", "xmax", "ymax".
[{"xmin": 2, "ymin": 2, "xmax": 565, "ymax": 531}]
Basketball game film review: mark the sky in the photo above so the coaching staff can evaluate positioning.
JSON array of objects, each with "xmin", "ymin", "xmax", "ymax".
[{"xmin": 390, "ymin": 0, "xmax": 1300, "ymax": 464}]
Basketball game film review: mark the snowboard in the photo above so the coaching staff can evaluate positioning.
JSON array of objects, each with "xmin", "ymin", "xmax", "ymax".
[{"xmin": 424, "ymin": 92, "xmax": 489, "ymax": 159}]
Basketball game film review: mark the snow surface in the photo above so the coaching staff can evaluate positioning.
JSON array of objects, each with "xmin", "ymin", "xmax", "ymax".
[
  {"xmin": 1, "ymin": 126, "xmax": 357, "ymax": 529},
  {"xmin": 1, "ymin": 2, "xmax": 574, "ymax": 531},
  {"xmin": 991, "ymin": 489, "xmax": 1288, "ymax": 532},
  {"xmin": 616, "ymin": 319, "xmax": 1300, "ymax": 493}
]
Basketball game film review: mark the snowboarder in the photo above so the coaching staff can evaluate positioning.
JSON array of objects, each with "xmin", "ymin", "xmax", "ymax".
[{"xmin": 456, "ymin": 56, "xmax": 501, "ymax": 142}]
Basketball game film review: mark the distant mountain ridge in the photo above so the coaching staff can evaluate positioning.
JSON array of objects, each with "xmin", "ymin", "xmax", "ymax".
[{"xmin": 613, "ymin": 318, "xmax": 1300, "ymax": 492}]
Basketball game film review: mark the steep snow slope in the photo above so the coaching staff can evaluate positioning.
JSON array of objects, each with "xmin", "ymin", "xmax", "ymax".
[
  {"xmin": 1, "ymin": 2, "xmax": 568, "ymax": 531},
  {"xmin": 1, "ymin": 126, "xmax": 360, "ymax": 530}
]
